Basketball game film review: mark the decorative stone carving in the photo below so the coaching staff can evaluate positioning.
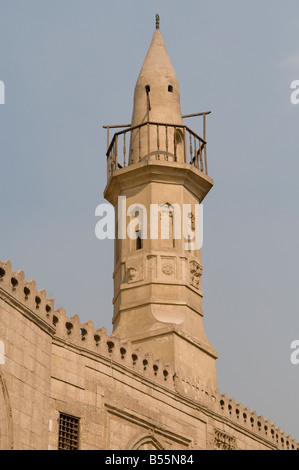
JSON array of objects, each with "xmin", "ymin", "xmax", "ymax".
[
  {"xmin": 127, "ymin": 267, "xmax": 137, "ymax": 282},
  {"xmin": 190, "ymin": 260, "xmax": 202, "ymax": 289},
  {"xmin": 126, "ymin": 260, "xmax": 144, "ymax": 284},
  {"xmin": 189, "ymin": 212, "xmax": 196, "ymax": 232},
  {"xmin": 214, "ymin": 430, "xmax": 236, "ymax": 450},
  {"xmin": 127, "ymin": 266, "xmax": 137, "ymax": 281},
  {"xmin": 162, "ymin": 263, "xmax": 174, "ymax": 276},
  {"xmin": 160, "ymin": 257, "xmax": 176, "ymax": 279}
]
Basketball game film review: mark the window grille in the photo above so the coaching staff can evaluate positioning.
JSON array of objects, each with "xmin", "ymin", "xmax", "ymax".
[{"xmin": 58, "ymin": 413, "xmax": 79, "ymax": 450}]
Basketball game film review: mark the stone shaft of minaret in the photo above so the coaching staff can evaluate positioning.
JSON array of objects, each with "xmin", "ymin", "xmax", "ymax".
[{"xmin": 129, "ymin": 20, "xmax": 183, "ymax": 164}]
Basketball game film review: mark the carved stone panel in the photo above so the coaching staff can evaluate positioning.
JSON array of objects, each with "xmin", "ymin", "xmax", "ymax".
[
  {"xmin": 161, "ymin": 257, "xmax": 176, "ymax": 279},
  {"xmin": 126, "ymin": 259, "xmax": 144, "ymax": 284},
  {"xmin": 214, "ymin": 430, "xmax": 236, "ymax": 450},
  {"xmin": 190, "ymin": 260, "xmax": 202, "ymax": 289}
]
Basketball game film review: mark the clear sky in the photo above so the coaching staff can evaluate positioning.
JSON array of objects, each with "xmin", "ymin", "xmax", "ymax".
[{"xmin": 1, "ymin": 0, "xmax": 299, "ymax": 441}]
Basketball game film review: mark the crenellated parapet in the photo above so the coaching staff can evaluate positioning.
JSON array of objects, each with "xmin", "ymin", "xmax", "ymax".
[
  {"xmin": 174, "ymin": 374, "xmax": 298, "ymax": 450},
  {"xmin": 173, "ymin": 374, "xmax": 218, "ymax": 409},
  {"xmin": 0, "ymin": 260, "xmax": 55, "ymax": 333},
  {"xmin": 216, "ymin": 392, "xmax": 298, "ymax": 450},
  {"xmin": 52, "ymin": 306, "xmax": 175, "ymax": 387}
]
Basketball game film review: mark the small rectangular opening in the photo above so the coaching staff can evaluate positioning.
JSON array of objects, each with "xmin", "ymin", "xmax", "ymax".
[{"xmin": 136, "ymin": 230, "xmax": 142, "ymax": 250}]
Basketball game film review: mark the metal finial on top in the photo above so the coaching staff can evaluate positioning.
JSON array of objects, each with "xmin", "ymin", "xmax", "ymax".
[{"xmin": 155, "ymin": 14, "xmax": 160, "ymax": 30}]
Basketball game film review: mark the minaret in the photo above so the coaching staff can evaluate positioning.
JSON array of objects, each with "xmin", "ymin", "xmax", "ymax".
[{"xmin": 104, "ymin": 16, "xmax": 218, "ymax": 389}]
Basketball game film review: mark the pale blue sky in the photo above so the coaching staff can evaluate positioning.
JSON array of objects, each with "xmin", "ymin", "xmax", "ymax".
[{"xmin": 1, "ymin": 0, "xmax": 299, "ymax": 440}]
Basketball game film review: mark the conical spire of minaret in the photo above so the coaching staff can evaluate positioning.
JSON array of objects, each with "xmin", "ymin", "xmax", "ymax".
[{"xmin": 131, "ymin": 15, "xmax": 182, "ymax": 128}]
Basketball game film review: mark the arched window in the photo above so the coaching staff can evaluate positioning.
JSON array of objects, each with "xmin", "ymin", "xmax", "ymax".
[
  {"xmin": 127, "ymin": 433, "xmax": 165, "ymax": 450},
  {"xmin": 127, "ymin": 204, "xmax": 147, "ymax": 252},
  {"xmin": 159, "ymin": 203, "xmax": 181, "ymax": 248}
]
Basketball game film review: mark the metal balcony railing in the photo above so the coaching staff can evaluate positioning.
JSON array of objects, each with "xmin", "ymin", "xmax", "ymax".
[{"xmin": 104, "ymin": 112, "xmax": 210, "ymax": 180}]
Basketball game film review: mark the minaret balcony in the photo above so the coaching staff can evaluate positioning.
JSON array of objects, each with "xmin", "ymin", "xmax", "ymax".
[{"xmin": 104, "ymin": 113, "xmax": 211, "ymax": 182}]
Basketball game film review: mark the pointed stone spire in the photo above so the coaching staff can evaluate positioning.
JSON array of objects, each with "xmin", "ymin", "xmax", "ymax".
[{"xmin": 131, "ymin": 16, "xmax": 182, "ymax": 128}]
